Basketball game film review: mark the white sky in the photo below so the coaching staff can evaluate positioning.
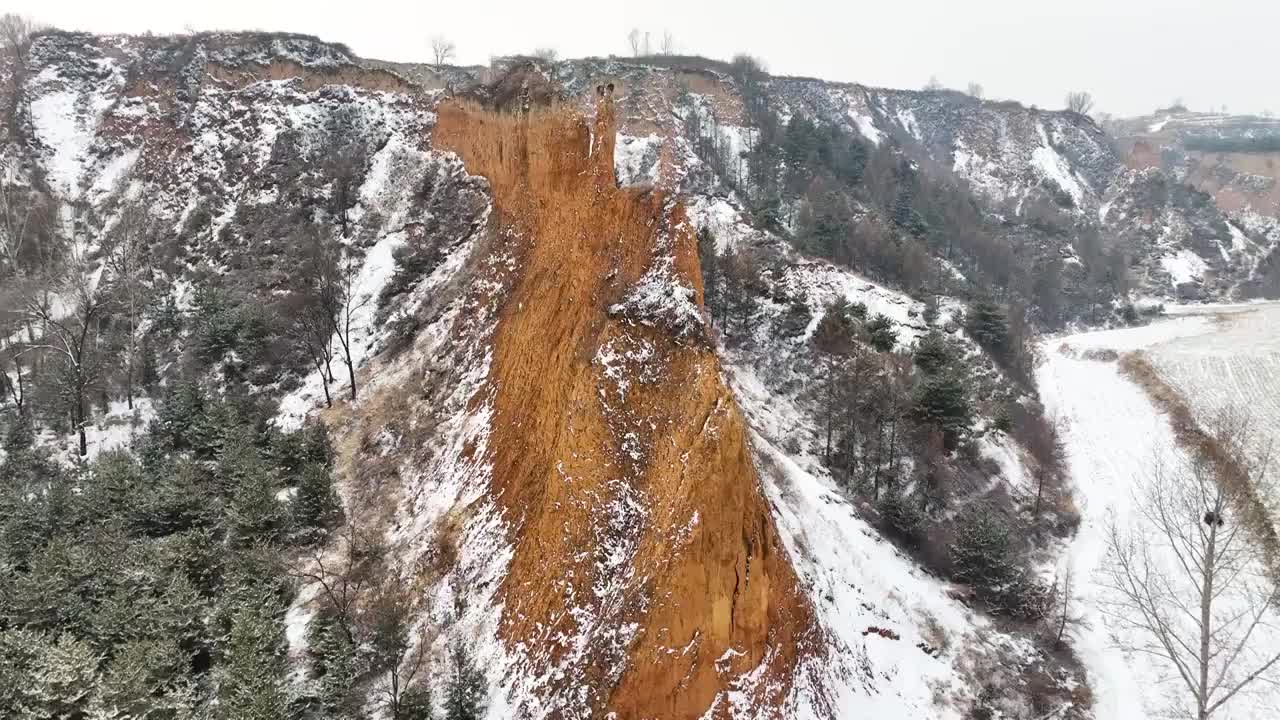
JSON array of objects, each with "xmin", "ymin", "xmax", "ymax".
[{"xmin": 8, "ymin": 0, "xmax": 1278, "ymax": 118}]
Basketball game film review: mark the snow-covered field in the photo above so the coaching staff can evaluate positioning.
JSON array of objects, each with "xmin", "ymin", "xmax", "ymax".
[
  {"xmin": 1152, "ymin": 303, "xmax": 1280, "ymax": 524},
  {"xmin": 1038, "ymin": 304, "xmax": 1280, "ymax": 720}
]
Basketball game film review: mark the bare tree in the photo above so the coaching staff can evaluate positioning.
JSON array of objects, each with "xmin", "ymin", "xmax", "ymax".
[
  {"xmin": 320, "ymin": 108, "xmax": 366, "ymax": 240},
  {"xmin": 0, "ymin": 13, "xmax": 39, "ymax": 54},
  {"xmin": 966, "ymin": 82, "xmax": 985, "ymax": 99},
  {"xmin": 1065, "ymin": 91, "xmax": 1095, "ymax": 115},
  {"xmin": 22, "ymin": 248, "xmax": 110, "ymax": 456},
  {"xmin": 289, "ymin": 518, "xmax": 383, "ymax": 646},
  {"xmin": 1026, "ymin": 415, "xmax": 1064, "ymax": 515},
  {"xmin": 1, "ymin": 14, "xmax": 43, "ymax": 132},
  {"xmin": 101, "ymin": 196, "xmax": 152, "ymax": 410},
  {"xmin": 0, "ymin": 164, "xmax": 53, "ymax": 276},
  {"xmin": 430, "ymin": 35, "xmax": 455, "ymax": 69},
  {"xmin": 287, "ymin": 298, "xmax": 338, "ymax": 409},
  {"xmin": 924, "ymin": 75, "xmax": 944, "ymax": 91},
  {"xmin": 0, "ymin": 293, "xmax": 25, "ymax": 414},
  {"xmin": 627, "ymin": 28, "xmax": 641, "ymax": 57},
  {"xmin": 1102, "ymin": 409, "xmax": 1279, "ymax": 720},
  {"xmin": 367, "ymin": 581, "xmax": 433, "ymax": 720},
  {"xmin": 532, "ymin": 47, "xmax": 558, "ymax": 63},
  {"xmin": 329, "ymin": 252, "xmax": 369, "ymax": 402},
  {"xmin": 1050, "ymin": 559, "xmax": 1085, "ymax": 649},
  {"xmin": 660, "ymin": 30, "xmax": 675, "ymax": 55},
  {"xmin": 287, "ymin": 227, "xmax": 340, "ymax": 408},
  {"xmin": 1, "ymin": 173, "xmax": 59, "ymax": 416}
]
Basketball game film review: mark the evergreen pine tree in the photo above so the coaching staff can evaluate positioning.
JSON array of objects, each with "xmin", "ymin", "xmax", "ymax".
[
  {"xmin": 912, "ymin": 331, "xmax": 953, "ymax": 374},
  {"xmin": 864, "ymin": 314, "xmax": 898, "ymax": 353},
  {"xmin": 911, "ymin": 371, "xmax": 971, "ymax": 450},
  {"xmin": 93, "ymin": 637, "xmax": 190, "ymax": 719},
  {"xmin": 0, "ymin": 628, "xmax": 44, "ymax": 716},
  {"xmin": 217, "ymin": 597, "xmax": 287, "ymax": 720},
  {"xmin": 85, "ymin": 450, "xmax": 143, "ymax": 520},
  {"xmin": 226, "ymin": 470, "xmax": 287, "ymax": 548},
  {"xmin": 134, "ymin": 459, "xmax": 217, "ymax": 536},
  {"xmin": 221, "ymin": 430, "xmax": 286, "ymax": 547},
  {"xmin": 696, "ymin": 226, "xmax": 722, "ymax": 326},
  {"xmin": 29, "ymin": 633, "xmax": 100, "ymax": 719},
  {"xmin": 951, "ymin": 509, "xmax": 1018, "ymax": 591},
  {"xmin": 148, "ymin": 383, "xmax": 205, "ymax": 454},
  {"xmin": 2, "ymin": 411, "xmax": 36, "ymax": 456},
  {"xmin": 138, "ymin": 333, "xmax": 161, "ymax": 391},
  {"xmin": 292, "ymin": 463, "xmax": 342, "ymax": 538},
  {"xmin": 299, "ymin": 423, "xmax": 334, "ymax": 468},
  {"xmin": 965, "ymin": 299, "xmax": 1009, "ymax": 352},
  {"xmin": 443, "ymin": 642, "xmax": 486, "ymax": 720},
  {"xmin": 310, "ymin": 615, "xmax": 363, "ymax": 718},
  {"xmin": 399, "ymin": 686, "xmax": 433, "ymax": 720},
  {"xmin": 811, "ymin": 299, "xmax": 854, "ymax": 356}
]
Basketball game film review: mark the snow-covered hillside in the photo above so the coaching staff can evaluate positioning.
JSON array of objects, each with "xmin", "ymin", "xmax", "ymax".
[
  {"xmin": 557, "ymin": 56, "xmax": 1279, "ymax": 305},
  {"xmin": 8, "ymin": 29, "xmax": 1279, "ymax": 719}
]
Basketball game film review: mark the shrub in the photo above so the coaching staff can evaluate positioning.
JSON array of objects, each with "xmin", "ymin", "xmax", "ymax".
[
  {"xmin": 877, "ymin": 491, "xmax": 925, "ymax": 547},
  {"xmin": 913, "ymin": 331, "xmax": 953, "ymax": 373},
  {"xmin": 990, "ymin": 403, "xmax": 1014, "ymax": 434},
  {"xmin": 912, "ymin": 371, "xmax": 971, "ymax": 449},
  {"xmin": 864, "ymin": 313, "xmax": 898, "ymax": 352},
  {"xmin": 951, "ymin": 509, "xmax": 1053, "ymax": 620},
  {"xmin": 1120, "ymin": 302, "xmax": 1139, "ymax": 324},
  {"xmin": 951, "ymin": 509, "xmax": 1015, "ymax": 588},
  {"xmin": 965, "ymin": 299, "xmax": 1008, "ymax": 351}
]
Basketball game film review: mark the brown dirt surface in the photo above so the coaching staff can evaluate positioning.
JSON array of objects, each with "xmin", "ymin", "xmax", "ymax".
[
  {"xmin": 431, "ymin": 97, "xmax": 818, "ymax": 718},
  {"xmin": 206, "ymin": 59, "xmax": 416, "ymax": 93}
]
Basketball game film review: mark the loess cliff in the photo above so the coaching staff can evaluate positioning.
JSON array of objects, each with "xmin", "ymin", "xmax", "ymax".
[{"xmin": 429, "ymin": 97, "xmax": 814, "ymax": 717}]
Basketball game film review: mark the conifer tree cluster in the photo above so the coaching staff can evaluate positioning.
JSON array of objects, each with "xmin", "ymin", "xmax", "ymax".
[{"xmin": 0, "ymin": 385, "xmax": 339, "ymax": 718}]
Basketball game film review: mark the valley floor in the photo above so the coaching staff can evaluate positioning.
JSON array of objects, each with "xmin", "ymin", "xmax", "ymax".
[{"xmin": 1037, "ymin": 302, "xmax": 1280, "ymax": 720}]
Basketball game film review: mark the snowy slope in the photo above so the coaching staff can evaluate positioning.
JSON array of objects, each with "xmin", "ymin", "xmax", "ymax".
[
  {"xmin": 1039, "ymin": 315, "xmax": 1280, "ymax": 720},
  {"xmin": 729, "ymin": 361, "xmax": 995, "ymax": 719}
]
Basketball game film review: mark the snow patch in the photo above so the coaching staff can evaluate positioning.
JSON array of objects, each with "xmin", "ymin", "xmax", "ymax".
[
  {"xmin": 1160, "ymin": 249, "xmax": 1208, "ymax": 287},
  {"xmin": 1030, "ymin": 124, "xmax": 1085, "ymax": 206},
  {"xmin": 614, "ymin": 134, "xmax": 662, "ymax": 187}
]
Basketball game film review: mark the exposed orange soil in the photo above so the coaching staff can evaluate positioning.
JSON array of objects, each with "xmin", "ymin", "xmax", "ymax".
[{"xmin": 432, "ymin": 99, "xmax": 816, "ymax": 718}]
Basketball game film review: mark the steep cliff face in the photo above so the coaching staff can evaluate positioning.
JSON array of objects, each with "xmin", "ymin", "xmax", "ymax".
[{"xmin": 429, "ymin": 98, "xmax": 813, "ymax": 717}]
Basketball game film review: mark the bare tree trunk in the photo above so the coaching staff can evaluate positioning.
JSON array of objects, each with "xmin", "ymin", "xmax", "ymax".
[
  {"xmin": 1198, "ymin": 522, "xmax": 1217, "ymax": 720},
  {"xmin": 823, "ymin": 359, "xmax": 835, "ymax": 463},
  {"xmin": 12, "ymin": 355, "xmax": 23, "ymax": 414},
  {"xmin": 125, "ymin": 357, "xmax": 133, "ymax": 410},
  {"xmin": 76, "ymin": 394, "xmax": 87, "ymax": 457},
  {"xmin": 872, "ymin": 417, "xmax": 885, "ymax": 494},
  {"xmin": 886, "ymin": 414, "xmax": 899, "ymax": 480}
]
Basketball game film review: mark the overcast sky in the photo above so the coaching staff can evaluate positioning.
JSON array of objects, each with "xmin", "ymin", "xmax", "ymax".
[{"xmin": 9, "ymin": 0, "xmax": 1278, "ymax": 117}]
